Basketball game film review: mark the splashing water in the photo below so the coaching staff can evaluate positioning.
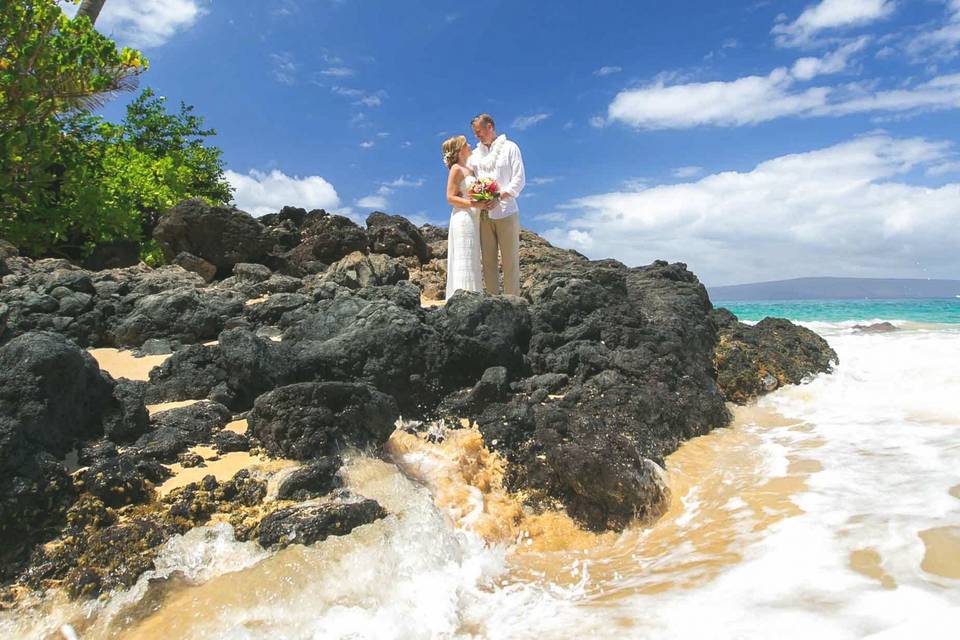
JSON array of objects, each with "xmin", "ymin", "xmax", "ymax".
[{"xmin": 3, "ymin": 321, "xmax": 960, "ymax": 639}]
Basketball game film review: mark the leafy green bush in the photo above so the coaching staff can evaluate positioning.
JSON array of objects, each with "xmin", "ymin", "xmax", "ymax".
[{"xmin": 0, "ymin": 1, "xmax": 232, "ymax": 259}]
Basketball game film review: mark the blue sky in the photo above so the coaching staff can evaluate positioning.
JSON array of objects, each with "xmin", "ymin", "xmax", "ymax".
[{"xmin": 62, "ymin": 0, "xmax": 960, "ymax": 285}]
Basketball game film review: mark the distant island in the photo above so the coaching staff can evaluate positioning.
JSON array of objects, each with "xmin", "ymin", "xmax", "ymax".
[{"xmin": 709, "ymin": 277, "xmax": 960, "ymax": 301}]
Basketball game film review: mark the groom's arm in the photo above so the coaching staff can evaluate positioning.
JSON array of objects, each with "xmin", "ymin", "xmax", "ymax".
[{"xmin": 501, "ymin": 143, "xmax": 526, "ymax": 200}]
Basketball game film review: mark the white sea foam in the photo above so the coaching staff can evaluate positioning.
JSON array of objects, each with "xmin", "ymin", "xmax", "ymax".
[{"xmin": 3, "ymin": 324, "xmax": 959, "ymax": 639}]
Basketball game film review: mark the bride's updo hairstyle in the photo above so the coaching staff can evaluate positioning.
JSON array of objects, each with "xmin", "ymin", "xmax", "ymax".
[{"xmin": 442, "ymin": 135, "xmax": 468, "ymax": 168}]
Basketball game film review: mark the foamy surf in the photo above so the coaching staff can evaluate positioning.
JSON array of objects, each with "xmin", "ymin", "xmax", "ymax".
[{"xmin": 2, "ymin": 321, "xmax": 959, "ymax": 639}]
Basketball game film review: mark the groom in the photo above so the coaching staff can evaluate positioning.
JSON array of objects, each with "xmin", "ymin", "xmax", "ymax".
[{"xmin": 469, "ymin": 113, "xmax": 526, "ymax": 296}]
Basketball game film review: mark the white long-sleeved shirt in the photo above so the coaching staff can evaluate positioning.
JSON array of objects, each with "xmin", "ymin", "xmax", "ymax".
[{"xmin": 468, "ymin": 135, "xmax": 525, "ymax": 220}]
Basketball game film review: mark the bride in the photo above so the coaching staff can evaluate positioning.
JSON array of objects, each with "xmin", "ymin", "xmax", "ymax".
[{"xmin": 441, "ymin": 135, "xmax": 494, "ymax": 300}]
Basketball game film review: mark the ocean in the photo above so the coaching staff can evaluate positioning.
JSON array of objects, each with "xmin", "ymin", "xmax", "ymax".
[
  {"xmin": 5, "ymin": 300, "xmax": 960, "ymax": 639},
  {"xmin": 717, "ymin": 297, "xmax": 960, "ymax": 325}
]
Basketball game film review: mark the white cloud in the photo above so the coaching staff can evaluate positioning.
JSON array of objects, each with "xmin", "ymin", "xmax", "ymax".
[
  {"xmin": 534, "ymin": 212, "xmax": 566, "ymax": 222},
  {"xmin": 356, "ymin": 194, "xmax": 388, "ymax": 210},
  {"xmin": 359, "ymin": 141, "xmax": 375, "ymax": 149},
  {"xmin": 546, "ymin": 135, "xmax": 960, "ymax": 284},
  {"xmin": 332, "ymin": 86, "xmax": 386, "ymax": 108},
  {"xmin": 321, "ymin": 67, "xmax": 355, "ymax": 77},
  {"xmin": 907, "ymin": 0, "xmax": 960, "ymax": 60},
  {"xmin": 357, "ymin": 95, "xmax": 383, "ymax": 107},
  {"xmin": 60, "ymin": 0, "xmax": 205, "ymax": 48},
  {"xmin": 512, "ymin": 113, "xmax": 551, "ymax": 130},
  {"xmin": 529, "ymin": 176, "xmax": 559, "ymax": 185},
  {"xmin": 384, "ymin": 176, "xmax": 425, "ymax": 188},
  {"xmin": 227, "ymin": 169, "xmax": 340, "ymax": 217},
  {"xmin": 790, "ymin": 37, "xmax": 869, "ymax": 80},
  {"xmin": 605, "ymin": 51, "xmax": 960, "ymax": 130},
  {"xmin": 773, "ymin": 0, "xmax": 895, "ymax": 47},
  {"xmin": 594, "ymin": 66, "xmax": 623, "ymax": 77},
  {"xmin": 270, "ymin": 52, "xmax": 297, "ymax": 85},
  {"xmin": 671, "ymin": 166, "xmax": 704, "ymax": 178}
]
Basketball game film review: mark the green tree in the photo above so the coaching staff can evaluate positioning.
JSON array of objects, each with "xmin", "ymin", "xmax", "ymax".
[
  {"xmin": 0, "ymin": 0, "xmax": 147, "ymax": 255},
  {"xmin": 0, "ymin": 2, "xmax": 231, "ymax": 260}
]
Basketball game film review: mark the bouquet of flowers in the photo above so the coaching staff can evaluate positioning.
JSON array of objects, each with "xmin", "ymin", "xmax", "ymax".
[{"xmin": 468, "ymin": 177, "xmax": 500, "ymax": 203}]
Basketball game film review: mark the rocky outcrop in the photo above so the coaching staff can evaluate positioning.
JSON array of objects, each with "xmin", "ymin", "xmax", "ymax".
[
  {"xmin": 248, "ymin": 382, "xmax": 399, "ymax": 459},
  {"xmin": 320, "ymin": 251, "xmax": 409, "ymax": 289},
  {"xmin": 366, "ymin": 212, "xmax": 430, "ymax": 264},
  {"xmin": 448, "ymin": 260, "xmax": 732, "ymax": 531},
  {"xmin": 712, "ymin": 309, "xmax": 838, "ymax": 404},
  {"xmin": 0, "ymin": 332, "xmax": 150, "ymax": 580},
  {"xmin": 153, "ymin": 199, "xmax": 273, "ymax": 278},
  {"xmin": 276, "ymin": 456, "xmax": 343, "ymax": 500},
  {"xmin": 255, "ymin": 498, "xmax": 387, "ymax": 549},
  {"xmin": 281, "ymin": 210, "xmax": 369, "ymax": 275},
  {"xmin": 0, "ymin": 210, "xmax": 843, "ymax": 606}
]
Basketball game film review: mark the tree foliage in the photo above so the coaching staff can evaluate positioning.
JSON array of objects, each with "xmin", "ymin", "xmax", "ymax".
[{"xmin": 0, "ymin": 1, "xmax": 231, "ymax": 258}]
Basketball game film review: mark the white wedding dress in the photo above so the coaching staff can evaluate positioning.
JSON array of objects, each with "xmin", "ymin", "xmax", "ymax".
[{"xmin": 445, "ymin": 175, "xmax": 483, "ymax": 300}]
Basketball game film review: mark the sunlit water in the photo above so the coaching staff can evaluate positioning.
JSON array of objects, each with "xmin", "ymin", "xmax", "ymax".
[{"xmin": 3, "ymin": 321, "xmax": 960, "ymax": 639}]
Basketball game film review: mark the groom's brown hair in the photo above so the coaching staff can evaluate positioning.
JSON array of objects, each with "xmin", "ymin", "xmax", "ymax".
[{"xmin": 471, "ymin": 113, "xmax": 495, "ymax": 128}]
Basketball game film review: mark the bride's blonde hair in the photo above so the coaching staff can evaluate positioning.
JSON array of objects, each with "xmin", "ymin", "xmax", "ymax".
[{"xmin": 441, "ymin": 135, "xmax": 468, "ymax": 168}]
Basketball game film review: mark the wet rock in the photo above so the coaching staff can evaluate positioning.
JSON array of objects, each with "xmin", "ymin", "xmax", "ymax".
[
  {"xmin": 62, "ymin": 518, "xmax": 179, "ymax": 598},
  {"xmin": 74, "ymin": 454, "xmax": 171, "ymax": 508},
  {"xmin": 0, "ymin": 239, "xmax": 19, "ymax": 260},
  {"xmin": 249, "ymin": 382, "xmax": 399, "ymax": 460},
  {"xmin": 172, "ymin": 251, "xmax": 217, "ymax": 283},
  {"xmin": 854, "ymin": 321, "xmax": 898, "ymax": 334},
  {"xmin": 133, "ymin": 401, "xmax": 231, "ymax": 462},
  {"xmin": 153, "ymin": 199, "xmax": 272, "ymax": 278},
  {"xmin": 712, "ymin": 309, "xmax": 838, "ymax": 405},
  {"xmin": 321, "ymin": 251, "xmax": 409, "ymax": 289},
  {"xmin": 255, "ymin": 498, "xmax": 387, "ymax": 549},
  {"xmin": 461, "ymin": 261, "xmax": 731, "ymax": 531},
  {"xmin": 366, "ymin": 212, "xmax": 430, "ymax": 263},
  {"xmin": 276, "ymin": 456, "xmax": 343, "ymax": 501}
]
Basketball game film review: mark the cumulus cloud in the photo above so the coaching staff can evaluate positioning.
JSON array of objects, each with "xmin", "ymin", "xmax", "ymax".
[
  {"xmin": 60, "ymin": 0, "xmax": 206, "ymax": 48},
  {"xmin": 226, "ymin": 169, "xmax": 340, "ymax": 216},
  {"xmin": 546, "ymin": 135, "xmax": 960, "ymax": 285},
  {"xmin": 512, "ymin": 113, "xmax": 551, "ymax": 130},
  {"xmin": 356, "ymin": 194, "xmax": 388, "ymax": 210},
  {"xmin": 773, "ymin": 0, "xmax": 895, "ymax": 47}
]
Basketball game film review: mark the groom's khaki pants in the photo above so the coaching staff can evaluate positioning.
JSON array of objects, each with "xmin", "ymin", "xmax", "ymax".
[{"xmin": 480, "ymin": 212, "xmax": 520, "ymax": 296}]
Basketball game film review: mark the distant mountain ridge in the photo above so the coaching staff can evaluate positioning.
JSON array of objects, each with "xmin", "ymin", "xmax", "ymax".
[{"xmin": 709, "ymin": 277, "xmax": 960, "ymax": 301}]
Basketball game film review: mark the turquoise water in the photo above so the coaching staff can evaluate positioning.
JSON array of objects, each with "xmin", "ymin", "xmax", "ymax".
[{"xmin": 715, "ymin": 298, "xmax": 960, "ymax": 324}]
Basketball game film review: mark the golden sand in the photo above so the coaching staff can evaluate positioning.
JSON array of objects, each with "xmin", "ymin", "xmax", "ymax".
[
  {"xmin": 849, "ymin": 548, "xmax": 897, "ymax": 589},
  {"xmin": 88, "ymin": 348, "xmax": 170, "ymax": 382},
  {"xmin": 918, "ymin": 526, "xmax": 960, "ymax": 579},
  {"xmin": 146, "ymin": 400, "xmax": 198, "ymax": 416}
]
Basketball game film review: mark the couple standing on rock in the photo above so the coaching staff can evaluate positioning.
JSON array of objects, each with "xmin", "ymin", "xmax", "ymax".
[{"xmin": 442, "ymin": 114, "xmax": 526, "ymax": 300}]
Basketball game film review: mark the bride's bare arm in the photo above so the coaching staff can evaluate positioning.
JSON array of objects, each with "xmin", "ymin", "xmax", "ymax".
[{"xmin": 447, "ymin": 166, "xmax": 490, "ymax": 209}]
